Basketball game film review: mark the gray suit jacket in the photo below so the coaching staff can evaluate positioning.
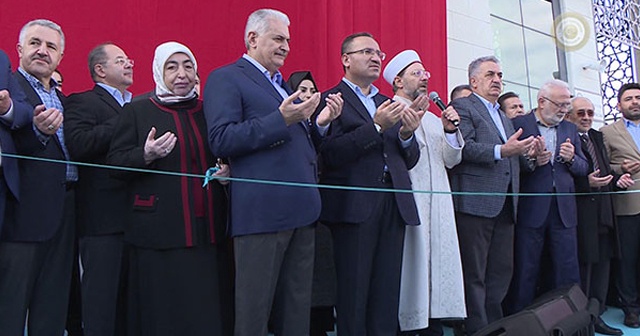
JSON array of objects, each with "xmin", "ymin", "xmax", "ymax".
[
  {"xmin": 449, "ymin": 93, "xmax": 519, "ymax": 219},
  {"xmin": 601, "ymin": 119, "xmax": 640, "ymax": 216}
]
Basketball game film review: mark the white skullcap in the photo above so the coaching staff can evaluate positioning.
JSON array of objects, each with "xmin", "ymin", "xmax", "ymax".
[{"xmin": 382, "ymin": 50, "xmax": 421, "ymax": 86}]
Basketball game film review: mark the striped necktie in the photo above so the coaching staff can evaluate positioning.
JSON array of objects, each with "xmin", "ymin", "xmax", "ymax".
[{"xmin": 580, "ymin": 133, "xmax": 600, "ymax": 172}]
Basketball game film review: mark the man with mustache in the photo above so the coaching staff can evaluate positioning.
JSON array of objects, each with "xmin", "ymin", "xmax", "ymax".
[
  {"xmin": 507, "ymin": 79, "xmax": 588, "ymax": 314},
  {"xmin": 448, "ymin": 56, "xmax": 534, "ymax": 334},
  {"xmin": 314, "ymin": 33, "xmax": 422, "ymax": 335},
  {"xmin": 382, "ymin": 49, "xmax": 466, "ymax": 335},
  {"xmin": 64, "ymin": 43, "xmax": 134, "ymax": 336},
  {"xmin": 0, "ymin": 19, "xmax": 77, "ymax": 335},
  {"xmin": 601, "ymin": 82, "xmax": 640, "ymax": 329}
]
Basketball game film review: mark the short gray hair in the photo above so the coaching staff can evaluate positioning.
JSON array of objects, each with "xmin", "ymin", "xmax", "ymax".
[
  {"xmin": 244, "ymin": 9, "xmax": 290, "ymax": 49},
  {"xmin": 18, "ymin": 19, "xmax": 65, "ymax": 53},
  {"xmin": 538, "ymin": 79, "xmax": 571, "ymax": 99},
  {"xmin": 88, "ymin": 43, "xmax": 111, "ymax": 81},
  {"xmin": 468, "ymin": 55, "xmax": 499, "ymax": 79}
]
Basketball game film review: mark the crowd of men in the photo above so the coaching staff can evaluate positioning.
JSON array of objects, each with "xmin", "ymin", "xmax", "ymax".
[{"xmin": 1, "ymin": 8, "xmax": 640, "ymax": 336}]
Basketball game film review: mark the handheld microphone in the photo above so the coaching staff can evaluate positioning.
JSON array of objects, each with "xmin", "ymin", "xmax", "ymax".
[{"xmin": 429, "ymin": 91, "xmax": 459, "ymax": 127}]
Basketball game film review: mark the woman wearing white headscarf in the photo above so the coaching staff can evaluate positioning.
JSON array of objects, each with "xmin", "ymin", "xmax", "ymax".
[{"xmin": 108, "ymin": 41, "xmax": 232, "ymax": 335}]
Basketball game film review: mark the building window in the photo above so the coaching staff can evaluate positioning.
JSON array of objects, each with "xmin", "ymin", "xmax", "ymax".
[
  {"xmin": 490, "ymin": 0, "xmax": 560, "ymax": 111},
  {"xmin": 593, "ymin": 0, "xmax": 639, "ymax": 123}
]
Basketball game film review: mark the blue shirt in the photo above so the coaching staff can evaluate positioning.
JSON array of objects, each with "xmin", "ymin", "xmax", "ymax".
[
  {"xmin": 96, "ymin": 83, "xmax": 132, "ymax": 107},
  {"xmin": 624, "ymin": 118, "xmax": 640, "ymax": 151},
  {"xmin": 342, "ymin": 77, "xmax": 379, "ymax": 118},
  {"xmin": 242, "ymin": 54, "xmax": 288, "ymax": 100},
  {"xmin": 341, "ymin": 78, "xmax": 412, "ymax": 148},
  {"xmin": 474, "ymin": 93, "xmax": 507, "ymax": 160},
  {"xmin": 18, "ymin": 67, "xmax": 78, "ymax": 182}
]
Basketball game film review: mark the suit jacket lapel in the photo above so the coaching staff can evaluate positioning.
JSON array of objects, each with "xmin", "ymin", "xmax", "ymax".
[
  {"xmin": 93, "ymin": 85, "xmax": 123, "ymax": 113},
  {"xmin": 587, "ymin": 129, "xmax": 606, "ymax": 171},
  {"xmin": 14, "ymin": 71, "xmax": 44, "ymax": 107},
  {"xmin": 470, "ymin": 94, "xmax": 506, "ymax": 143},
  {"xmin": 556, "ymin": 121, "xmax": 570, "ymax": 156},
  {"xmin": 237, "ymin": 58, "xmax": 284, "ymax": 104},
  {"xmin": 14, "ymin": 71, "xmax": 64, "ymax": 150},
  {"xmin": 613, "ymin": 119, "xmax": 640, "ymax": 156},
  {"xmin": 338, "ymin": 80, "xmax": 374, "ymax": 122}
]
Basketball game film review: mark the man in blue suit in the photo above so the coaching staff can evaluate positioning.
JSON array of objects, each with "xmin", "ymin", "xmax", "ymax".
[
  {"xmin": 507, "ymin": 79, "xmax": 589, "ymax": 313},
  {"xmin": 0, "ymin": 49, "xmax": 32, "ymax": 234},
  {"xmin": 204, "ymin": 8, "xmax": 342, "ymax": 336},
  {"xmin": 0, "ymin": 19, "xmax": 75, "ymax": 336}
]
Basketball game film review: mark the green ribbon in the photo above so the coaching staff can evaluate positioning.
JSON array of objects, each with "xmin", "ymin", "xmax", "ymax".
[{"xmin": 3, "ymin": 152, "xmax": 638, "ymax": 197}]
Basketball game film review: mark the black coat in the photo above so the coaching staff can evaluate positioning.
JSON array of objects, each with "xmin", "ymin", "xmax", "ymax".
[
  {"xmin": 316, "ymin": 80, "xmax": 420, "ymax": 225},
  {"xmin": 107, "ymin": 97, "xmax": 227, "ymax": 249},
  {"xmin": 574, "ymin": 128, "xmax": 621, "ymax": 263},
  {"xmin": 64, "ymin": 85, "xmax": 128, "ymax": 236}
]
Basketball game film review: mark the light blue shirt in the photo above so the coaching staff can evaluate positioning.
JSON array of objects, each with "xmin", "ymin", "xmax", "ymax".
[
  {"xmin": 534, "ymin": 111, "xmax": 558, "ymax": 161},
  {"xmin": 474, "ymin": 93, "xmax": 506, "ymax": 160},
  {"xmin": 243, "ymin": 54, "xmax": 288, "ymax": 100},
  {"xmin": 624, "ymin": 118, "xmax": 640, "ymax": 151},
  {"xmin": 96, "ymin": 83, "xmax": 132, "ymax": 107},
  {"xmin": 342, "ymin": 77, "xmax": 379, "ymax": 118},
  {"xmin": 341, "ymin": 78, "xmax": 412, "ymax": 147}
]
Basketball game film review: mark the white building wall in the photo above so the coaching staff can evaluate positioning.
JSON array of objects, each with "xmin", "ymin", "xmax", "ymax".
[{"xmin": 446, "ymin": 0, "xmax": 605, "ymax": 125}]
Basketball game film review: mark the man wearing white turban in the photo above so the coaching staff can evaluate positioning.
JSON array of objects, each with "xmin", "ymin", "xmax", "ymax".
[{"xmin": 383, "ymin": 50, "xmax": 466, "ymax": 335}]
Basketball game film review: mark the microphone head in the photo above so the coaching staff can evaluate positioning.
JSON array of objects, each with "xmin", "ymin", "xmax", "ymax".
[{"xmin": 428, "ymin": 91, "xmax": 440, "ymax": 101}]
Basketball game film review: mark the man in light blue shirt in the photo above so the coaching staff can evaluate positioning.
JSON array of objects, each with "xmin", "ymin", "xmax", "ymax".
[
  {"xmin": 204, "ymin": 9, "xmax": 343, "ymax": 336},
  {"xmin": 0, "ymin": 18, "xmax": 74, "ymax": 336},
  {"xmin": 449, "ymin": 55, "xmax": 535, "ymax": 334},
  {"xmin": 601, "ymin": 82, "xmax": 640, "ymax": 329},
  {"xmin": 64, "ymin": 42, "xmax": 133, "ymax": 336}
]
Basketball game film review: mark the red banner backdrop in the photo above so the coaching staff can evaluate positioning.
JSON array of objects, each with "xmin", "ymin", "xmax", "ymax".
[{"xmin": 0, "ymin": 1, "xmax": 447, "ymax": 102}]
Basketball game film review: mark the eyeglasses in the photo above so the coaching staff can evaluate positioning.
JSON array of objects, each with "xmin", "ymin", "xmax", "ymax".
[
  {"xmin": 542, "ymin": 96, "xmax": 572, "ymax": 110},
  {"xmin": 574, "ymin": 110, "xmax": 595, "ymax": 117},
  {"xmin": 409, "ymin": 69, "xmax": 430, "ymax": 79},
  {"xmin": 344, "ymin": 48, "xmax": 386, "ymax": 61},
  {"xmin": 114, "ymin": 58, "xmax": 134, "ymax": 67}
]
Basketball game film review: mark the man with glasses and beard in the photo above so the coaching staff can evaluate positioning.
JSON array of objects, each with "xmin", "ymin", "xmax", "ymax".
[
  {"xmin": 382, "ymin": 49, "xmax": 466, "ymax": 336},
  {"xmin": 601, "ymin": 82, "xmax": 640, "ymax": 329},
  {"xmin": 507, "ymin": 79, "xmax": 588, "ymax": 314}
]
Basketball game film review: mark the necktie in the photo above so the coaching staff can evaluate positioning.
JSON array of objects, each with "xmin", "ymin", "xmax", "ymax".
[{"xmin": 581, "ymin": 133, "xmax": 600, "ymax": 172}]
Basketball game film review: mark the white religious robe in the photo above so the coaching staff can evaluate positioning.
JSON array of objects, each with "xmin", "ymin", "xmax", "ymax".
[{"xmin": 395, "ymin": 95, "xmax": 467, "ymax": 331}]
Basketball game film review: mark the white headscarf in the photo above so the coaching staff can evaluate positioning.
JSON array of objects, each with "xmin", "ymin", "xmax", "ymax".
[{"xmin": 153, "ymin": 41, "xmax": 198, "ymax": 103}]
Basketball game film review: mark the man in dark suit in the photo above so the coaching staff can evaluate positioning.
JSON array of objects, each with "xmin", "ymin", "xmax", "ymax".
[
  {"xmin": 508, "ymin": 79, "xmax": 588, "ymax": 314},
  {"xmin": 0, "ymin": 19, "xmax": 76, "ymax": 336},
  {"xmin": 315, "ymin": 32, "xmax": 422, "ymax": 336},
  {"xmin": 204, "ymin": 9, "xmax": 342, "ymax": 336},
  {"xmin": 449, "ymin": 56, "xmax": 535, "ymax": 335},
  {"xmin": 64, "ymin": 43, "xmax": 134, "ymax": 336},
  {"xmin": 0, "ymin": 49, "xmax": 33, "ymax": 234},
  {"xmin": 565, "ymin": 96, "xmax": 631, "ymax": 336}
]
